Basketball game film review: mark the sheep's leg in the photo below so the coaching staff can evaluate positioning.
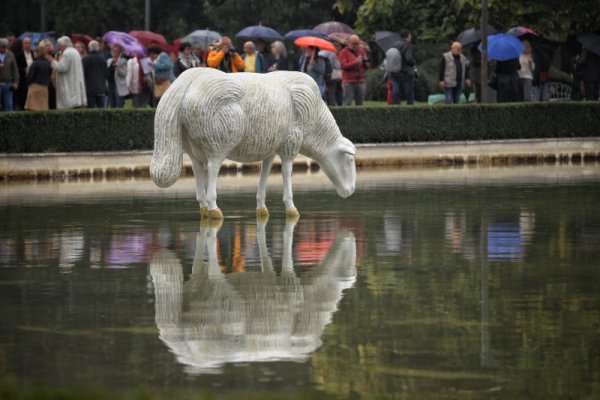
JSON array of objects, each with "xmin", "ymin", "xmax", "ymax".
[
  {"xmin": 256, "ymin": 156, "xmax": 274, "ymax": 217},
  {"xmin": 191, "ymin": 159, "xmax": 209, "ymax": 218},
  {"xmin": 205, "ymin": 158, "xmax": 224, "ymax": 219},
  {"xmin": 281, "ymin": 159, "xmax": 299, "ymax": 218}
]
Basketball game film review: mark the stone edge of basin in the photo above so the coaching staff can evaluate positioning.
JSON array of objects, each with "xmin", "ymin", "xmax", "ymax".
[{"xmin": 1, "ymin": 138, "xmax": 599, "ymax": 182}]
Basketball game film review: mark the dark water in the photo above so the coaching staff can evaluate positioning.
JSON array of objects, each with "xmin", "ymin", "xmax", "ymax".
[{"xmin": 1, "ymin": 166, "xmax": 600, "ymax": 399}]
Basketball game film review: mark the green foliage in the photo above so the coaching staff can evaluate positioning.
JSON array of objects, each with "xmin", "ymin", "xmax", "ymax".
[
  {"xmin": 0, "ymin": 109, "xmax": 154, "ymax": 153},
  {"xmin": 333, "ymin": 102, "xmax": 600, "ymax": 144},
  {"xmin": 1, "ymin": 103, "xmax": 599, "ymax": 154}
]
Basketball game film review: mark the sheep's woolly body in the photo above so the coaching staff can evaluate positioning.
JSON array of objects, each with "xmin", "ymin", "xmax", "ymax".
[{"xmin": 150, "ymin": 68, "xmax": 356, "ymax": 216}]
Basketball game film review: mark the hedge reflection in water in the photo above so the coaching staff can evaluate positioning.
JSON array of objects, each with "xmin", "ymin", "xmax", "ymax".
[{"xmin": 1, "ymin": 166, "xmax": 600, "ymax": 399}]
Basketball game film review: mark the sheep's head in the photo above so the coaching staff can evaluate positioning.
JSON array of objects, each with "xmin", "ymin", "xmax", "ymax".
[{"xmin": 317, "ymin": 137, "xmax": 356, "ymax": 199}]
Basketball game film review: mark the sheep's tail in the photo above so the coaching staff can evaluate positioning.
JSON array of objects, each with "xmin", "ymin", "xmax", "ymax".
[{"xmin": 150, "ymin": 72, "xmax": 192, "ymax": 188}]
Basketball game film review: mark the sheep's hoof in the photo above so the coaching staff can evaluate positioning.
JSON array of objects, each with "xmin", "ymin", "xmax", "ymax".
[
  {"xmin": 256, "ymin": 207, "xmax": 269, "ymax": 218},
  {"xmin": 200, "ymin": 207, "xmax": 209, "ymax": 218},
  {"xmin": 286, "ymin": 207, "xmax": 300, "ymax": 219},
  {"xmin": 286, "ymin": 213, "xmax": 300, "ymax": 225},
  {"xmin": 207, "ymin": 208, "xmax": 223, "ymax": 219}
]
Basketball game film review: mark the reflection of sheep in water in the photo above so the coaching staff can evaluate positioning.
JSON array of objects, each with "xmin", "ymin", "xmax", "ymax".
[
  {"xmin": 150, "ymin": 68, "xmax": 356, "ymax": 219},
  {"xmin": 149, "ymin": 219, "xmax": 357, "ymax": 374}
]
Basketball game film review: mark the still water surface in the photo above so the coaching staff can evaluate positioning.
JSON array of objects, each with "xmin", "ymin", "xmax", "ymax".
[{"xmin": 1, "ymin": 165, "xmax": 599, "ymax": 399}]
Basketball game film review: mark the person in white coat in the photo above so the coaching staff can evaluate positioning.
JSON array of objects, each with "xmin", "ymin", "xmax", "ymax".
[{"xmin": 46, "ymin": 36, "xmax": 86, "ymax": 109}]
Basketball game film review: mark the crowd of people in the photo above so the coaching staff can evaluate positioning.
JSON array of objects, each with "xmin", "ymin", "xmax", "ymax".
[{"xmin": 1, "ymin": 28, "xmax": 599, "ymax": 112}]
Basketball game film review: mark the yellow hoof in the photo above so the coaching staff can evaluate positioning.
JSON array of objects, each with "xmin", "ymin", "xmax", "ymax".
[
  {"xmin": 207, "ymin": 208, "xmax": 224, "ymax": 219},
  {"xmin": 286, "ymin": 207, "xmax": 300, "ymax": 219},
  {"xmin": 200, "ymin": 207, "xmax": 209, "ymax": 218},
  {"xmin": 256, "ymin": 207, "xmax": 269, "ymax": 217},
  {"xmin": 200, "ymin": 218, "xmax": 223, "ymax": 230},
  {"xmin": 256, "ymin": 213, "xmax": 270, "ymax": 224}
]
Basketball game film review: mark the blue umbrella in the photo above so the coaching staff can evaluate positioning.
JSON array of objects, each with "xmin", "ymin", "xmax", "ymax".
[
  {"xmin": 284, "ymin": 29, "xmax": 326, "ymax": 41},
  {"xmin": 236, "ymin": 25, "xmax": 283, "ymax": 42},
  {"xmin": 479, "ymin": 33, "xmax": 524, "ymax": 61},
  {"xmin": 18, "ymin": 31, "xmax": 57, "ymax": 51}
]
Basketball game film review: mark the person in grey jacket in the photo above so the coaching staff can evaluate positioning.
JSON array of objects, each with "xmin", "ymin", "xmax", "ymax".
[
  {"xmin": 106, "ymin": 44, "xmax": 128, "ymax": 108},
  {"xmin": 299, "ymin": 46, "xmax": 326, "ymax": 97},
  {"xmin": 0, "ymin": 37, "xmax": 19, "ymax": 111}
]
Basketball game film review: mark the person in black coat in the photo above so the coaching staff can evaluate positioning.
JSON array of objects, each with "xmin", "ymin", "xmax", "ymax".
[
  {"xmin": 82, "ymin": 40, "xmax": 108, "ymax": 108},
  {"xmin": 495, "ymin": 57, "xmax": 521, "ymax": 103},
  {"xmin": 15, "ymin": 38, "xmax": 34, "ymax": 110},
  {"xmin": 580, "ymin": 49, "xmax": 600, "ymax": 100}
]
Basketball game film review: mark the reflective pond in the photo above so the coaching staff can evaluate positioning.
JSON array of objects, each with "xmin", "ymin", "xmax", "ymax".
[{"xmin": 1, "ymin": 165, "xmax": 600, "ymax": 399}]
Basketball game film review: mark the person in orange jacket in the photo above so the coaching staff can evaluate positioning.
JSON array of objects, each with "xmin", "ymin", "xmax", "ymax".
[{"xmin": 207, "ymin": 36, "xmax": 244, "ymax": 73}]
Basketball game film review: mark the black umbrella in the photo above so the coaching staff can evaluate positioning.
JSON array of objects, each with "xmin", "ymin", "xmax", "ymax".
[
  {"xmin": 577, "ymin": 32, "xmax": 600, "ymax": 56},
  {"xmin": 457, "ymin": 24, "xmax": 498, "ymax": 46},
  {"xmin": 374, "ymin": 31, "xmax": 402, "ymax": 52},
  {"xmin": 236, "ymin": 25, "xmax": 283, "ymax": 42}
]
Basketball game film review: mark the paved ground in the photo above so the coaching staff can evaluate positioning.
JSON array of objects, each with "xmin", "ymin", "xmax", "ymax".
[{"xmin": 1, "ymin": 138, "xmax": 599, "ymax": 181}]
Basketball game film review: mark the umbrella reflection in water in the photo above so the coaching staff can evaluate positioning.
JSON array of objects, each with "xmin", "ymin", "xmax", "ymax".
[{"xmin": 150, "ymin": 218, "xmax": 357, "ymax": 374}]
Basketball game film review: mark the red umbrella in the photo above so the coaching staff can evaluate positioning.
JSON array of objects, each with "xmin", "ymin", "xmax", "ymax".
[
  {"xmin": 71, "ymin": 33, "xmax": 93, "ymax": 45},
  {"xmin": 294, "ymin": 36, "xmax": 336, "ymax": 52},
  {"xmin": 129, "ymin": 30, "xmax": 168, "ymax": 50}
]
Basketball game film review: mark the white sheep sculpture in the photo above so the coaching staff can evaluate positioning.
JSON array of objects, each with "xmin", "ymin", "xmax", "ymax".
[{"xmin": 150, "ymin": 68, "xmax": 356, "ymax": 219}]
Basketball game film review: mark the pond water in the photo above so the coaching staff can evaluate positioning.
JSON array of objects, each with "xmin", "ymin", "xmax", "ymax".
[{"xmin": 1, "ymin": 165, "xmax": 600, "ymax": 399}]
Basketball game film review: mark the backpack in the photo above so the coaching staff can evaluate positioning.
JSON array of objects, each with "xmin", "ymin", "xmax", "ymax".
[{"xmin": 384, "ymin": 47, "xmax": 402, "ymax": 74}]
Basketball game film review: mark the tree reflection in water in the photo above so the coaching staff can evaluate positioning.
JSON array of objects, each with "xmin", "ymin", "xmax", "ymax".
[{"xmin": 150, "ymin": 217, "xmax": 357, "ymax": 374}]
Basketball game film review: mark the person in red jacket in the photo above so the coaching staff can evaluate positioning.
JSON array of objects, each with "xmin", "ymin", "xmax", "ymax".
[{"xmin": 338, "ymin": 34, "xmax": 370, "ymax": 106}]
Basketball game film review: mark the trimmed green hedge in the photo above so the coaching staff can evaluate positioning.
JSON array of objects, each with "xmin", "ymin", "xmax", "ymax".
[{"xmin": 0, "ymin": 102, "xmax": 599, "ymax": 153}]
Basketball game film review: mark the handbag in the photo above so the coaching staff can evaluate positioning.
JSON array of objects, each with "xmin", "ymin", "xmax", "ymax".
[
  {"xmin": 331, "ymin": 69, "xmax": 342, "ymax": 81},
  {"xmin": 487, "ymin": 71, "xmax": 498, "ymax": 91}
]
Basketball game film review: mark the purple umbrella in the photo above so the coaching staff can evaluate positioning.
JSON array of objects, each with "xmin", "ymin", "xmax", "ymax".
[{"xmin": 102, "ymin": 31, "xmax": 147, "ymax": 57}]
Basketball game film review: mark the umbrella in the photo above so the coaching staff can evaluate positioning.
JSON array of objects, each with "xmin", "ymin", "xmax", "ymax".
[
  {"xmin": 457, "ymin": 24, "xmax": 498, "ymax": 46},
  {"xmin": 294, "ymin": 36, "xmax": 336, "ymax": 52},
  {"xmin": 577, "ymin": 32, "xmax": 600, "ymax": 56},
  {"xmin": 506, "ymin": 26, "xmax": 539, "ymax": 38},
  {"xmin": 236, "ymin": 25, "xmax": 283, "ymax": 42},
  {"xmin": 327, "ymin": 32, "xmax": 370, "ymax": 51},
  {"xmin": 478, "ymin": 33, "xmax": 524, "ymax": 61},
  {"xmin": 18, "ymin": 31, "xmax": 57, "ymax": 51},
  {"xmin": 182, "ymin": 29, "xmax": 221, "ymax": 51},
  {"xmin": 313, "ymin": 21, "xmax": 354, "ymax": 35},
  {"xmin": 71, "ymin": 34, "xmax": 94, "ymax": 45},
  {"xmin": 129, "ymin": 30, "xmax": 168, "ymax": 50},
  {"xmin": 375, "ymin": 31, "xmax": 402, "ymax": 52},
  {"xmin": 102, "ymin": 31, "xmax": 146, "ymax": 57},
  {"xmin": 284, "ymin": 29, "xmax": 326, "ymax": 41}
]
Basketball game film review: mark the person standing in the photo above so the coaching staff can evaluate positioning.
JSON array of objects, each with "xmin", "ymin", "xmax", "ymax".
[
  {"xmin": 395, "ymin": 30, "xmax": 416, "ymax": 105},
  {"xmin": 174, "ymin": 42, "xmax": 200, "ymax": 77},
  {"xmin": 438, "ymin": 41, "xmax": 471, "ymax": 104},
  {"xmin": 0, "ymin": 37, "xmax": 19, "ymax": 111},
  {"xmin": 106, "ymin": 44, "xmax": 128, "ymax": 108},
  {"xmin": 47, "ymin": 36, "xmax": 86, "ymax": 109},
  {"xmin": 267, "ymin": 40, "xmax": 288, "ymax": 72},
  {"xmin": 518, "ymin": 41, "xmax": 535, "ymax": 101},
  {"xmin": 298, "ymin": 46, "xmax": 326, "ymax": 97},
  {"xmin": 24, "ymin": 46, "xmax": 51, "ymax": 110},
  {"xmin": 580, "ymin": 48, "xmax": 600, "ymax": 100},
  {"xmin": 338, "ymin": 34, "xmax": 370, "ymax": 106},
  {"xmin": 126, "ymin": 55, "xmax": 152, "ymax": 108},
  {"xmin": 82, "ymin": 40, "xmax": 107, "ymax": 108},
  {"xmin": 207, "ymin": 37, "xmax": 244, "ymax": 73},
  {"xmin": 148, "ymin": 45, "xmax": 173, "ymax": 105},
  {"xmin": 494, "ymin": 57, "xmax": 521, "ymax": 103},
  {"xmin": 15, "ymin": 37, "xmax": 33, "ymax": 110},
  {"xmin": 242, "ymin": 41, "xmax": 266, "ymax": 73}
]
